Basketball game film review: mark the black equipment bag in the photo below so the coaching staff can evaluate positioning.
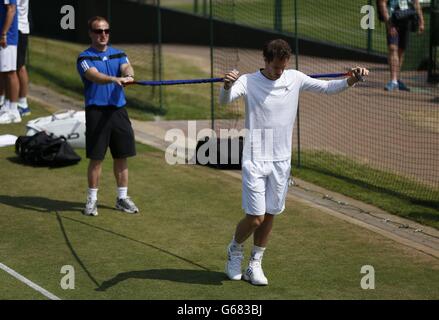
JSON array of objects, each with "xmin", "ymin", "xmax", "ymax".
[
  {"xmin": 196, "ymin": 136, "xmax": 244, "ymax": 170},
  {"xmin": 15, "ymin": 131, "xmax": 81, "ymax": 166}
]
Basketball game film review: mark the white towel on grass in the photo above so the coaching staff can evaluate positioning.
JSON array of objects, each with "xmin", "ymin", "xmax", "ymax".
[{"xmin": 0, "ymin": 134, "xmax": 18, "ymax": 147}]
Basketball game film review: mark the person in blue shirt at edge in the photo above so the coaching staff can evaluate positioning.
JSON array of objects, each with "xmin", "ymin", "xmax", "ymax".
[
  {"xmin": 77, "ymin": 16, "xmax": 139, "ymax": 216},
  {"xmin": 0, "ymin": 0, "xmax": 21, "ymax": 124},
  {"xmin": 377, "ymin": 0, "xmax": 424, "ymax": 92}
]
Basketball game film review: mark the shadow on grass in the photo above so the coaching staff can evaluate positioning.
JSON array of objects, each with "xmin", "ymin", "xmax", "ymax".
[
  {"xmin": 56, "ymin": 212, "xmax": 100, "ymax": 288},
  {"xmin": 408, "ymin": 211, "xmax": 439, "ymax": 222},
  {"xmin": 62, "ymin": 216, "xmax": 212, "ymax": 273},
  {"xmin": 297, "ymin": 165, "xmax": 439, "ymax": 213},
  {"xmin": 0, "ymin": 195, "xmax": 114, "ymax": 213},
  {"xmin": 96, "ymin": 269, "xmax": 227, "ymax": 291},
  {"xmin": 0, "ymin": 195, "xmax": 84, "ymax": 213},
  {"xmin": 7, "ymin": 156, "xmax": 81, "ymax": 169}
]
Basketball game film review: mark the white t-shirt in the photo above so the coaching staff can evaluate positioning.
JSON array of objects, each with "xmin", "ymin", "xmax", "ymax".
[
  {"xmin": 17, "ymin": 0, "xmax": 30, "ymax": 34},
  {"xmin": 219, "ymin": 69, "xmax": 349, "ymax": 161}
]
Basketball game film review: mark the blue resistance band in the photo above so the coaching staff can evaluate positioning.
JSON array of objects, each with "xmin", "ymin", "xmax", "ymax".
[{"xmin": 131, "ymin": 72, "xmax": 350, "ymax": 86}]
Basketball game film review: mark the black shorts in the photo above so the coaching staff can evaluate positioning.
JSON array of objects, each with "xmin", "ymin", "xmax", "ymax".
[
  {"xmin": 386, "ymin": 21, "xmax": 409, "ymax": 50},
  {"xmin": 17, "ymin": 31, "xmax": 28, "ymax": 69},
  {"xmin": 85, "ymin": 106, "xmax": 136, "ymax": 160}
]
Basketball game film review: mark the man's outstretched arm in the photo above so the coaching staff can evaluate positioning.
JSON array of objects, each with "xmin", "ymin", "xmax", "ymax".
[{"xmin": 301, "ymin": 66, "xmax": 369, "ymax": 94}]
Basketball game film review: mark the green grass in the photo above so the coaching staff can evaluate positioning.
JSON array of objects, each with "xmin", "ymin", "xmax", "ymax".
[
  {"xmin": 1, "ymin": 101, "xmax": 438, "ymax": 299},
  {"xmin": 28, "ymin": 36, "xmax": 224, "ymax": 121},
  {"xmin": 292, "ymin": 151, "xmax": 439, "ymax": 229}
]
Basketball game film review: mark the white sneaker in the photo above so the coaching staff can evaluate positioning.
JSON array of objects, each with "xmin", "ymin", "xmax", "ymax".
[
  {"xmin": 243, "ymin": 260, "xmax": 268, "ymax": 286},
  {"xmin": 83, "ymin": 198, "xmax": 98, "ymax": 216},
  {"xmin": 115, "ymin": 197, "xmax": 139, "ymax": 214},
  {"xmin": 225, "ymin": 244, "xmax": 244, "ymax": 280},
  {"xmin": 0, "ymin": 109, "xmax": 21, "ymax": 124},
  {"xmin": 0, "ymin": 100, "xmax": 9, "ymax": 113}
]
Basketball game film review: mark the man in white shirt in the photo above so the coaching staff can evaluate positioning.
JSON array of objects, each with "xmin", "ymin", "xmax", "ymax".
[{"xmin": 219, "ymin": 39, "xmax": 369, "ymax": 286}]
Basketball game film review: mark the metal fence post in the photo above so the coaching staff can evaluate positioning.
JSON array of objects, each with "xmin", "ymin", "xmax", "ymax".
[
  {"xmin": 294, "ymin": 0, "xmax": 301, "ymax": 168},
  {"xmin": 367, "ymin": 0, "xmax": 372, "ymax": 53},
  {"xmin": 203, "ymin": 0, "xmax": 208, "ymax": 17},
  {"xmin": 157, "ymin": 0, "xmax": 163, "ymax": 111},
  {"xmin": 274, "ymin": 0, "xmax": 283, "ymax": 32},
  {"xmin": 107, "ymin": 0, "xmax": 111, "ymax": 23},
  {"xmin": 429, "ymin": 0, "xmax": 439, "ymax": 82},
  {"xmin": 194, "ymin": 0, "xmax": 199, "ymax": 14},
  {"xmin": 210, "ymin": 0, "xmax": 214, "ymax": 131}
]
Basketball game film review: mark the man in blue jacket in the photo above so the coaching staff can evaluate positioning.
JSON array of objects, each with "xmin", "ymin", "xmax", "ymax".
[{"xmin": 77, "ymin": 16, "xmax": 138, "ymax": 216}]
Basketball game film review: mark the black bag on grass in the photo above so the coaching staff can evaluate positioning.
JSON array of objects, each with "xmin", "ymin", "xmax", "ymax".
[
  {"xmin": 196, "ymin": 136, "xmax": 244, "ymax": 170},
  {"xmin": 15, "ymin": 131, "xmax": 81, "ymax": 166}
]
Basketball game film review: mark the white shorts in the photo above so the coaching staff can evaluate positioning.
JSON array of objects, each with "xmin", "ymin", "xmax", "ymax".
[
  {"xmin": 0, "ymin": 45, "xmax": 17, "ymax": 72},
  {"xmin": 242, "ymin": 159, "xmax": 291, "ymax": 216}
]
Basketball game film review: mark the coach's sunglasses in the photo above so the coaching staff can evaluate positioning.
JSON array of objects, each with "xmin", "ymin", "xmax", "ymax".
[{"xmin": 91, "ymin": 29, "xmax": 110, "ymax": 35}]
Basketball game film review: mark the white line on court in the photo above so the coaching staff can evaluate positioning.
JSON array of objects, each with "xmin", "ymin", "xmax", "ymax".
[{"xmin": 0, "ymin": 262, "xmax": 61, "ymax": 300}]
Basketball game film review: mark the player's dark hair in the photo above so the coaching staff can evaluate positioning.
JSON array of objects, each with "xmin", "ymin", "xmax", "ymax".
[
  {"xmin": 263, "ymin": 39, "xmax": 292, "ymax": 62},
  {"xmin": 88, "ymin": 16, "xmax": 109, "ymax": 30}
]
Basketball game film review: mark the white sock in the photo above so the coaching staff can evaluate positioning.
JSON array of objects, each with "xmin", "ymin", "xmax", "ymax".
[
  {"xmin": 18, "ymin": 97, "xmax": 28, "ymax": 108},
  {"xmin": 117, "ymin": 187, "xmax": 128, "ymax": 199},
  {"xmin": 229, "ymin": 237, "xmax": 243, "ymax": 251},
  {"xmin": 87, "ymin": 188, "xmax": 98, "ymax": 201},
  {"xmin": 392, "ymin": 80, "xmax": 398, "ymax": 85},
  {"xmin": 250, "ymin": 245, "xmax": 266, "ymax": 262},
  {"xmin": 0, "ymin": 95, "xmax": 5, "ymax": 106},
  {"xmin": 9, "ymin": 102, "xmax": 18, "ymax": 112}
]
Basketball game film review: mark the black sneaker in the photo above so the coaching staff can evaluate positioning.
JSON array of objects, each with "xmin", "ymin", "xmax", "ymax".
[{"xmin": 398, "ymin": 80, "xmax": 410, "ymax": 91}]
